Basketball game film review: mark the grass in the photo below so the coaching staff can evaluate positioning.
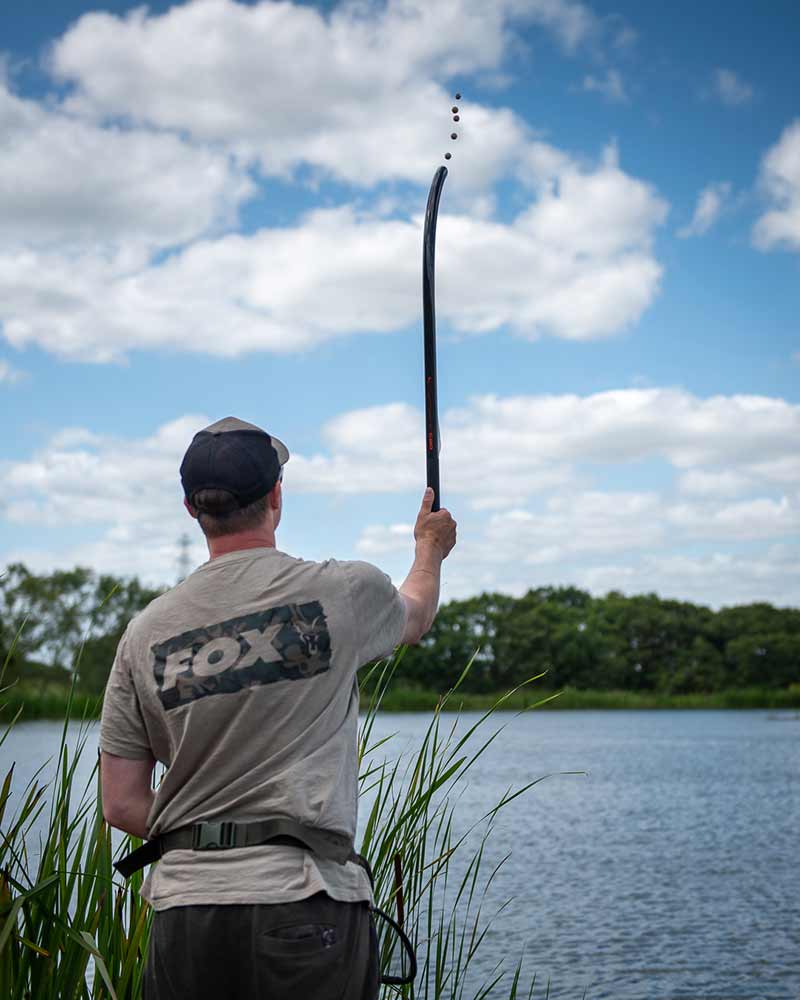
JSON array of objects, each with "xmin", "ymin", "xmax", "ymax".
[
  {"xmin": 360, "ymin": 684, "xmax": 800, "ymax": 712},
  {"xmin": 0, "ymin": 680, "xmax": 151, "ymax": 998},
  {"xmin": 6, "ymin": 680, "xmax": 800, "ymax": 721},
  {"xmin": 1, "ymin": 683, "xmax": 101, "ymax": 720},
  {"xmin": 0, "ymin": 644, "xmax": 569, "ymax": 998}
]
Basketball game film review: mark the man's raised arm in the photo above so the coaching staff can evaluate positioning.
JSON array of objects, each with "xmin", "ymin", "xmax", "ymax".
[{"xmin": 399, "ymin": 487, "xmax": 457, "ymax": 645}]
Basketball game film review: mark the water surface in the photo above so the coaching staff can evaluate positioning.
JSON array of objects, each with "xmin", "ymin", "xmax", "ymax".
[{"xmin": 2, "ymin": 710, "xmax": 797, "ymax": 999}]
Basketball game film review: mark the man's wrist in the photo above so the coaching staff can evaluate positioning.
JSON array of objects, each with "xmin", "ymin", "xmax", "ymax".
[{"xmin": 414, "ymin": 540, "xmax": 445, "ymax": 567}]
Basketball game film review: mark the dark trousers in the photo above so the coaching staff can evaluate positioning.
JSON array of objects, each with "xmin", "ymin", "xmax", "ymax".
[{"xmin": 143, "ymin": 893, "xmax": 379, "ymax": 1000}]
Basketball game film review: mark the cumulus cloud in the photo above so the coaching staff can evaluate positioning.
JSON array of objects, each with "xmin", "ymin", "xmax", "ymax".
[
  {"xmin": 4, "ymin": 416, "xmax": 202, "ymax": 527},
  {"xmin": 0, "ymin": 79, "xmax": 254, "ymax": 252},
  {"xmin": 578, "ymin": 547, "xmax": 798, "ymax": 609},
  {"xmin": 0, "ymin": 147, "xmax": 667, "ymax": 361},
  {"xmin": 4, "ymin": 388, "xmax": 798, "ymax": 603},
  {"xmin": 470, "ymin": 492, "xmax": 798, "ymax": 570},
  {"xmin": 580, "ymin": 69, "xmax": 628, "ymax": 103},
  {"xmin": 665, "ymin": 496, "xmax": 800, "ymax": 540},
  {"xmin": 7, "ymin": 389, "xmax": 797, "ymax": 515},
  {"xmin": 753, "ymin": 121, "xmax": 800, "ymax": 252},
  {"xmin": 676, "ymin": 469, "xmax": 754, "ymax": 499},
  {"xmin": 711, "ymin": 68, "xmax": 754, "ymax": 107},
  {"xmin": 482, "ymin": 492, "xmax": 665, "ymax": 560},
  {"xmin": 48, "ymin": 0, "xmax": 597, "ymax": 188},
  {"xmin": 356, "ymin": 523, "xmax": 415, "ymax": 557},
  {"xmin": 0, "ymin": 0, "xmax": 668, "ymax": 362},
  {"xmin": 677, "ymin": 181, "xmax": 731, "ymax": 238}
]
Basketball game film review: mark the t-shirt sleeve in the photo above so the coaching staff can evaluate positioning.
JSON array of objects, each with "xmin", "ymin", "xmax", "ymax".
[
  {"xmin": 342, "ymin": 560, "xmax": 407, "ymax": 665},
  {"xmin": 99, "ymin": 627, "xmax": 153, "ymax": 760}
]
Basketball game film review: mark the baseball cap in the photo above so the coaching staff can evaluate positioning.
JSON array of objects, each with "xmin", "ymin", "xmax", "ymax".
[{"xmin": 180, "ymin": 417, "xmax": 290, "ymax": 513}]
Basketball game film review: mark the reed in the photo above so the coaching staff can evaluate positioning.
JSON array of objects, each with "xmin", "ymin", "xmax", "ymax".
[{"xmin": 1, "ymin": 644, "xmax": 561, "ymax": 998}]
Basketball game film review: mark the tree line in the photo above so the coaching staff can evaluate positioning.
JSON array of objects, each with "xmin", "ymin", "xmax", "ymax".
[
  {"xmin": 1, "ymin": 564, "xmax": 798, "ymax": 696},
  {"xmin": 399, "ymin": 586, "xmax": 800, "ymax": 694}
]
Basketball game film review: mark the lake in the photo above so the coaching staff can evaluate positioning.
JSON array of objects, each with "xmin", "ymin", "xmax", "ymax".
[{"xmin": 1, "ymin": 710, "xmax": 798, "ymax": 1000}]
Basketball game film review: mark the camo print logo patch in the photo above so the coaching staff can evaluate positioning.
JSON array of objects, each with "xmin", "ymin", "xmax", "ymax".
[{"xmin": 151, "ymin": 601, "xmax": 331, "ymax": 710}]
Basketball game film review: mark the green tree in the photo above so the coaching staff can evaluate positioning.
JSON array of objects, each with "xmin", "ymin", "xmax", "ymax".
[
  {"xmin": 725, "ymin": 632, "xmax": 800, "ymax": 689},
  {"xmin": 0, "ymin": 564, "xmax": 95, "ymax": 686},
  {"xmin": 0, "ymin": 564, "xmax": 162, "ymax": 694}
]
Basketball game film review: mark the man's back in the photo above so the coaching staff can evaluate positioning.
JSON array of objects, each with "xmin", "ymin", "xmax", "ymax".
[{"xmin": 101, "ymin": 545, "xmax": 405, "ymax": 911}]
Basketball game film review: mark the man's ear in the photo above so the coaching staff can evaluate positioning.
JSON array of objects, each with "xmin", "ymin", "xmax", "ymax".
[
  {"xmin": 183, "ymin": 497, "xmax": 198, "ymax": 520},
  {"xmin": 268, "ymin": 481, "xmax": 282, "ymax": 511}
]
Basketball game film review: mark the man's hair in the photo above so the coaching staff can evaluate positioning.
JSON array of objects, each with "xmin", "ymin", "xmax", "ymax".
[{"xmin": 193, "ymin": 489, "xmax": 269, "ymax": 538}]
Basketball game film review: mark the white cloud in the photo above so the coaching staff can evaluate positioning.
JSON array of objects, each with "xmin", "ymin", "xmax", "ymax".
[
  {"xmin": 578, "ymin": 547, "xmax": 799, "ymax": 609},
  {"xmin": 677, "ymin": 181, "xmax": 731, "ymax": 238},
  {"xmin": 356, "ymin": 523, "xmax": 415, "ymax": 557},
  {"xmin": 483, "ymin": 492, "xmax": 665, "ymax": 559},
  {"xmin": 0, "ymin": 79, "xmax": 254, "ymax": 252},
  {"xmin": 48, "ymin": 0, "xmax": 598, "ymax": 190},
  {"xmin": 0, "ymin": 147, "xmax": 667, "ymax": 361},
  {"xmin": 46, "ymin": 1, "xmax": 546, "ymax": 189},
  {"xmin": 4, "ymin": 388, "xmax": 798, "ymax": 605},
  {"xmin": 524, "ymin": 0, "xmax": 600, "ymax": 51},
  {"xmin": 473, "ymin": 492, "xmax": 798, "ymax": 566},
  {"xmin": 665, "ymin": 496, "xmax": 800, "ymax": 540},
  {"xmin": 753, "ymin": 120, "xmax": 800, "ymax": 252},
  {"xmin": 421, "ymin": 504, "xmax": 799, "ymax": 606},
  {"xmin": 6, "ymin": 389, "xmax": 797, "ymax": 517},
  {"xmin": 318, "ymin": 388, "xmax": 800, "ymax": 604},
  {"xmin": 0, "ymin": 0, "xmax": 669, "ymax": 362},
  {"xmin": 442, "ymin": 389, "xmax": 800, "ymax": 480},
  {"xmin": 580, "ymin": 69, "xmax": 628, "ymax": 103},
  {"xmin": 3, "ymin": 415, "xmax": 205, "ymax": 529},
  {"xmin": 676, "ymin": 469, "xmax": 753, "ymax": 499},
  {"xmin": 711, "ymin": 68, "xmax": 754, "ymax": 107}
]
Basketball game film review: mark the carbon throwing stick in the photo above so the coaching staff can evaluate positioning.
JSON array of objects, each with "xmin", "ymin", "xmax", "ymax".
[{"xmin": 422, "ymin": 164, "xmax": 447, "ymax": 513}]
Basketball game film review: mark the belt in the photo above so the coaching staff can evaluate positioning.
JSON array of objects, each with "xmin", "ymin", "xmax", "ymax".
[
  {"xmin": 113, "ymin": 816, "xmax": 416, "ymax": 986},
  {"xmin": 113, "ymin": 817, "xmax": 368, "ymax": 880}
]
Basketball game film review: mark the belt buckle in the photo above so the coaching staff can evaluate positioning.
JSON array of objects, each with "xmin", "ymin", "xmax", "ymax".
[{"xmin": 192, "ymin": 821, "xmax": 236, "ymax": 850}]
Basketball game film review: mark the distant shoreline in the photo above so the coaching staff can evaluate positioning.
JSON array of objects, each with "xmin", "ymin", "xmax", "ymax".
[
  {"xmin": 3, "ymin": 683, "xmax": 799, "ymax": 720},
  {"xmin": 366, "ymin": 685, "xmax": 800, "ymax": 712}
]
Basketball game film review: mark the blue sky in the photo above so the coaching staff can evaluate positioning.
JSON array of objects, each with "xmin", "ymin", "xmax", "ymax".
[{"xmin": 1, "ymin": 0, "xmax": 798, "ymax": 607}]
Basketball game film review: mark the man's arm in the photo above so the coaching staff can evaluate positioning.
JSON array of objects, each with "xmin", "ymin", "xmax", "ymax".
[
  {"xmin": 399, "ymin": 488, "xmax": 457, "ymax": 645},
  {"xmin": 100, "ymin": 751, "xmax": 157, "ymax": 839}
]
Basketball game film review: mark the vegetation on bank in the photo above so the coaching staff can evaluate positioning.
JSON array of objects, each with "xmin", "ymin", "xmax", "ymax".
[
  {"xmin": 0, "ymin": 651, "xmax": 567, "ymax": 998},
  {"xmin": 5, "ymin": 682, "xmax": 800, "ymax": 721},
  {"xmin": 367, "ymin": 684, "xmax": 800, "ymax": 712},
  {"xmin": 1, "ymin": 562, "xmax": 798, "ymax": 720}
]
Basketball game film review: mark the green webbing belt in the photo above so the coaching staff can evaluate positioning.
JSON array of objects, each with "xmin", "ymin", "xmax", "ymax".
[{"xmin": 113, "ymin": 817, "xmax": 364, "ymax": 879}]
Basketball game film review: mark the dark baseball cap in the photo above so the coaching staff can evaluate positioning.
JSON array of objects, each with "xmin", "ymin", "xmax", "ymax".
[{"xmin": 180, "ymin": 417, "xmax": 290, "ymax": 513}]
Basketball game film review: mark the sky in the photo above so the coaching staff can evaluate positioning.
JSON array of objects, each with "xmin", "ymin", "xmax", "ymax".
[{"xmin": 1, "ymin": 0, "xmax": 798, "ymax": 608}]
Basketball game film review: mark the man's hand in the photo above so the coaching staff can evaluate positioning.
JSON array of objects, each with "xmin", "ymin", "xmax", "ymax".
[
  {"xmin": 400, "ymin": 488, "xmax": 457, "ymax": 644},
  {"xmin": 414, "ymin": 488, "xmax": 457, "ymax": 559}
]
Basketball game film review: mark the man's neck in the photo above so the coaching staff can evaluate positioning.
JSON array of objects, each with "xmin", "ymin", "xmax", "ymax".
[{"xmin": 207, "ymin": 529, "xmax": 276, "ymax": 560}]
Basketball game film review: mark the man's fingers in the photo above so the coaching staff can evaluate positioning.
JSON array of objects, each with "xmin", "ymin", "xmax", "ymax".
[{"xmin": 419, "ymin": 487, "xmax": 435, "ymax": 514}]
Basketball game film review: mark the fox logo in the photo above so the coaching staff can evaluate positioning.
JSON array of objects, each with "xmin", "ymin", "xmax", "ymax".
[{"xmin": 151, "ymin": 601, "xmax": 331, "ymax": 710}]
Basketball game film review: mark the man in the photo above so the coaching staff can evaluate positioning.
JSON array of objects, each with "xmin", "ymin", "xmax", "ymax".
[{"xmin": 99, "ymin": 416, "xmax": 457, "ymax": 999}]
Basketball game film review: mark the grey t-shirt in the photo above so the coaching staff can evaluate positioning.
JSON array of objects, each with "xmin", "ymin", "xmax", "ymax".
[{"xmin": 100, "ymin": 546, "xmax": 407, "ymax": 911}]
